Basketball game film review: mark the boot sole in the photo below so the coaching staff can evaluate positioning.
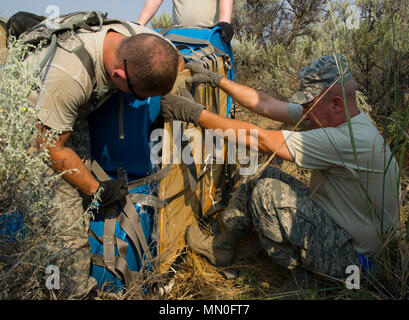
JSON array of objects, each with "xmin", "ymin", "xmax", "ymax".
[{"xmin": 190, "ymin": 246, "xmax": 218, "ymax": 266}]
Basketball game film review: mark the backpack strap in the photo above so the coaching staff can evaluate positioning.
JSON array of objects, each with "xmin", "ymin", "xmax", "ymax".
[
  {"xmin": 89, "ymin": 233, "xmax": 146, "ymax": 289},
  {"xmin": 115, "ymin": 20, "xmax": 137, "ymax": 36},
  {"xmin": 73, "ymin": 44, "xmax": 96, "ymax": 86},
  {"xmin": 38, "ymin": 33, "xmax": 57, "ymax": 74}
]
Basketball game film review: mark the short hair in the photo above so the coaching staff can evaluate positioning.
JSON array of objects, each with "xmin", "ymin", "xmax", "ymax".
[
  {"xmin": 117, "ymin": 33, "xmax": 179, "ymax": 96},
  {"xmin": 321, "ymin": 79, "xmax": 357, "ymax": 104}
]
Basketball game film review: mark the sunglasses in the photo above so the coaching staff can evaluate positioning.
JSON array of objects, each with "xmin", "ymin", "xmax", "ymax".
[{"xmin": 123, "ymin": 59, "xmax": 148, "ymax": 101}]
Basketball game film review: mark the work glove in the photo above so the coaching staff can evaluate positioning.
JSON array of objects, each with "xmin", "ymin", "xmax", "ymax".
[
  {"xmin": 161, "ymin": 86, "xmax": 205, "ymax": 126},
  {"xmin": 96, "ymin": 178, "xmax": 128, "ymax": 219},
  {"xmin": 216, "ymin": 22, "xmax": 234, "ymax": 43},
  {"xmin": 185, "ymin": 62, "xmax": 223, "ymax": 87}
]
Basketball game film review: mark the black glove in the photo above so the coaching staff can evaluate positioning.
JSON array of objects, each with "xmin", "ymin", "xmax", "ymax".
[
  {"xmin": 185, "ymin": 62, "xmax": 223, "ymax": 87},
  {"xmin": 96, "ymin": 178, "xmax": 128, "ymax": 219},
  {"xmin": 216, "ymin": 22, "xmax": 234, "ymax": 43},
  {"xmin": 161, "ymin": 85, "xmax": 205, "ymax": 126}
]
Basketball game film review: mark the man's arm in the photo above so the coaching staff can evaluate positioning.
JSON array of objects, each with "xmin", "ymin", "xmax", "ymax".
[
  {"xmin": 185, "ymin": 63, "xmax": 303, "ymax": 124},
  {"xmin": 218, "ymin": 0, "xmax": 233, "ymax": 23},
  {"xmin": 218, "ymin": 77, "xmax": 300, "ymax": 125},
  {"xmin": 37, "ymin": 125, "xmax": 100, "ymax": 196},
  {"xmin": 216, "ymin": 0, "xmax": 234, "ymax": 42},
  {"xmin": 136, "ymin": 0, "xmax": 164, "ymax": 26},
  {"xmin": 198, "ymin": 109, "xmax": 294, "ymax": 161},
  {"xmin": 160, "ymin": 92, "xmax": 294, "ymax": 161}
]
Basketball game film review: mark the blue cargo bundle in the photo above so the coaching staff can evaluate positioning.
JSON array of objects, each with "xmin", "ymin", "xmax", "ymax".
[{"xmin": 87, "ymin": 26, "xmax": 234, "ymax": 292}]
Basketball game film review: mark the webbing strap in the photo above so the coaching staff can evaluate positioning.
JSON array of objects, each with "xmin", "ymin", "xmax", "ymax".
[
  {"xmin": 116, "ymin": 20, "xmax": 137, "ymax": 36},
  {"xmin": 197, "ymin": 164, "xmax": 210, "ymax": 180},
  {"xmin": 103, "ymin": 217, "xmax": 122, "ymax": 279},
  {"xmin": 185, "ymin": 162, "xmax": 199, "ymax": 191},
  {"xmin": 91, "ymin": 253, "xmax": 139, "ymax": 290},
  {"xmin": 163, "ymin": 33, "xmax": 226, "ymax": 56},
  {"xmin": 73, "ymin": 44, "xmax": 96, "ymax": 86},
  {"xmin": 204, "ymin": 201, "xmax": 224, "ymax": 218},
  {"xmin": 116, "ymin": 237, "xmax": 128, "ymax": 260},
  {"xmin": 181, "ymin": 151, "xmax": 199, "ymax": 192},
  {"xmin": 91, "ymin": 160, "xmax": 110, "ymax": 180},
  {"xmin": 116, "ymin": 213, "xmax": 146, "ymax": 267},
  {"xmin": 90, "ymin": 160, "xmax": 155, "ymax": 274},
  {"xmin": 213, "ymin": 87, "xmax": 220, "ymax": 115},
  {"xmin": 129, "ymin": 166, "xmax": 211, "ymax": 213},
  {"xmin": 167, "ymin": 34, "xmax": 232, "ymax": 70},
  {"xmin": 76, "ymin": 21, "xmax": 99, "ymax": 33},
  {"xmin": 173, "ymin": 117, "xmax": 199, "ymax": 193},
  {"xmin": 175, "ymin": 44, "xmax": 204, "ymax": 63},
  {"xmin": 115, "ymin": 237, "xmax": 137, "ymax": 287},
  {"xmin": 91, "ymin": 254, "xmax": 107, "ymax": 269},
  {"xmin": 128, "ymin": 193, "xmax": 167, "ymax": 209},
  {"xmin": 127, "ymin": 164, "xmax": 172, "ymax": 190},
  {"xmin": 122, "ymin": 195, "xmax": 154, "ymax": 266},
  {"xmin": 88, "ymin": 227, "xmax": 103, "ymax": 243},
  {"xmin": 211, "ymin": 54, "xmax": 221, "ymax": 115},
  {"xmin": 115, "ymin": 255, "xmax": 136, "ymax": 288}
]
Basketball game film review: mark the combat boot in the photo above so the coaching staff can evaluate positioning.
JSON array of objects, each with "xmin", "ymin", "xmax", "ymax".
[{"xmin": 185, "ymin": 224, "xmax": 237, "ymax": 267}]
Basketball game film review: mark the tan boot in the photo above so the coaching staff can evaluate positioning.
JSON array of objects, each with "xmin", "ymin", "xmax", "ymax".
[{"xmin": 185, "ymin": 224, "xmax": 237, "ymax": 267}]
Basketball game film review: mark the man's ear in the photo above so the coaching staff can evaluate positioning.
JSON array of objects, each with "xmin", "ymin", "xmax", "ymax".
[
  {"xmin": 332, "ymin": 96, "xmax": 345, "ymax": 113},
  {"xmin": 112, "ymin": 68, "xmax": 126, "ymax": 80}
]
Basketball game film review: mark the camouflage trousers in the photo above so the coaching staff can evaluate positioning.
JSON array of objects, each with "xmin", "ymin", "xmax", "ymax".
[
  {"xmin": 47, "ymin": 119, "xmax": 97, "ymax": 299},
  {"xmin": 221, "ymin": 166, "xmax": 359, "ymax": 279}
]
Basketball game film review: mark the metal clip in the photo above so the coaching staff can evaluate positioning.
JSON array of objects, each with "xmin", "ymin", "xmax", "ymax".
[{"xmin": 223, "ymin": 55, "xmax": 233, "ymax": 70}]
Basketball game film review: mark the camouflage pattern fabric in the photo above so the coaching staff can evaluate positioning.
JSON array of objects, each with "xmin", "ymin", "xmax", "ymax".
[
  {"xmin": 222, "ymin": 166, "xmax": 359, "ymax": 279},
  {"xmin": 222, "ymin": 166, "xmax": 309, "ymax": 238},
  {"xmin": 289, "ymin": 54, "xmax": 353, "ymax": 105},
  {"xmin": 47, "ymin": 119, "xmax": 97, "ymax": 299}
]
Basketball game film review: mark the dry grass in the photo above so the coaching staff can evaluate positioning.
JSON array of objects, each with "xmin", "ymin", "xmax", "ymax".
[
  {"xmin": 140, "ymin": 102, "xmax": 409, "ymax": 301},
  {"xmin": 164, "ymin": 233, "xmax": 288, "ymax": 300},
  {"xmin": 93, "ymin": 236, "xmax": 289, "ymax": 300}
]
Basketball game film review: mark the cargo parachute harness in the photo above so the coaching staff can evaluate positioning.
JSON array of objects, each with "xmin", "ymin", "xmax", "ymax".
[{"xmin": 87, "ymin": 26, "xmax": 235, "ymax": 292}]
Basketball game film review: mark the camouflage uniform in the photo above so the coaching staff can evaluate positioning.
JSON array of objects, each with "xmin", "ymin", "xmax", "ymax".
[
  {"xmin": 46, "ymin": 119, "xmax": 97, "ymax": 299},
  {"xmin": 221, "ymin": 166, "xmax": 359, "ymax": 279}
]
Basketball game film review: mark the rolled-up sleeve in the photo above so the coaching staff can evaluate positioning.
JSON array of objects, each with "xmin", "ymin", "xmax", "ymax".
[{"xmin": 282, "ymin": 129, "xmax": 346, "ymax": 169}]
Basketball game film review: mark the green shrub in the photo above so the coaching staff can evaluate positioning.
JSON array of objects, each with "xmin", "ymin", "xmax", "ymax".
[
  {"xmin": 151, "ymin": 12, "xmax": 173, "ymax": 29},
  {"xmin": 0, "ymin": 39, "xmax": 67, "ymax": 299}
]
